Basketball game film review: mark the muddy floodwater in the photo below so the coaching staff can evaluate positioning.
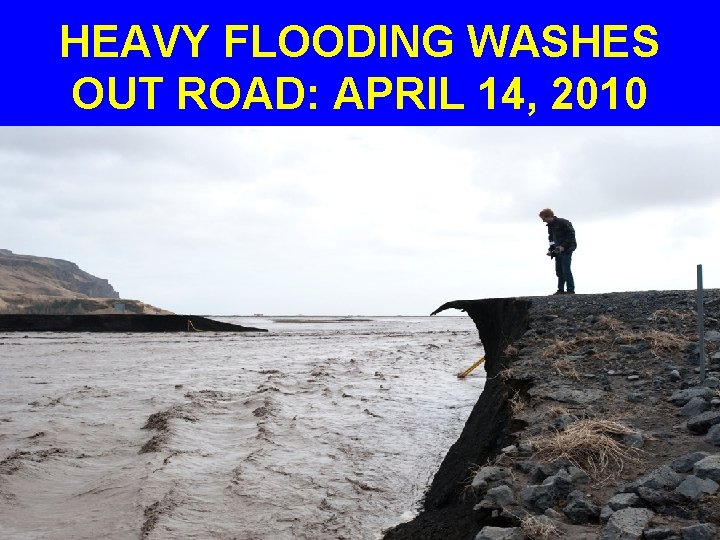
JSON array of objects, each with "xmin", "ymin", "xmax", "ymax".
[{"xmin": 0, "ymin": 316, "xmax": 485, "ymax": 540}]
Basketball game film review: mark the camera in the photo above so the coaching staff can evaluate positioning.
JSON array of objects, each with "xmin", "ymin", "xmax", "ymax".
[{"xmin": 547, "ymin": 243, "xmax": 562, "ymax": 258}]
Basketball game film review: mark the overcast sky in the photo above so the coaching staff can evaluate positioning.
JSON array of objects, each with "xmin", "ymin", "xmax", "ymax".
[{"xmin": 1, "ymin": 126, "xmax": 718, "ymax": 315}]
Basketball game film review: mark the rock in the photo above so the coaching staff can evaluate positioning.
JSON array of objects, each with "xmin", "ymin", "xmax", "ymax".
[
  {"xmin": 519, "ymin": 470, "xmax": 572, "ymax": 512},
  {"xmin": 671, "ymin": 452, "xmax": 710, "ymax": 473},
  {"xmin": 687, "ymin": 410, "xmax": 720, "ymax": 434},
  {"xmin": 600, "ymin": 505, "xmax": 614, "ymax": 523},
  {"xmin": 693, "ymin": 454, "xmax": 720, "ymax": 483},
  {"xmin": 599, "ymin": 507, "xmax": 654, "ymax": 540},
  {"xmin": 704, "ymin": 424, "xmax": 720, "ymax": 446},
  {"xmin": 544, "ymin": 508, "xmax": 563, "ymax": 520},
  {"xmin": 552, "ymin": 413, "xmax": 578, "ymax": 430},
  {"xmin": 674, "ymin": 475, "xmax": 719, "ymax": 500},
  {"xmin": 517, "ymin": 443, "xmax": 533, "ymax": 454},
  {"xmin": 705, "ymin": 330, "xmax": 720, "ymax": 342},
  {"xmin": 500, "ymin": 445, "xmax": 518, "ymax": 455},
  {"xmin": 607, "ymin": 492, "xmax": 642, "ymax": 510},
  {"xmin": 669, "ymin": 370, "xmax": 682, "ymax": 381},
  {"xmin": 637, "ymin": 486, "xmax": 683, "ymax": 507},
  {"xmin": 712, "ymin": 398, "xmax": 720, "ymax": 407},
  {"xmin": 568, "ymin": 465, "xmax": 591, "ymax": 485},
  {"xmin": 474, "ymin": 526, "xmax": 524, "ymax": 540},
  {"xmin": 522, "ymin": 459, "xmax": 572, "ymax": 484},
  {"xmin": 627, "ymin": 375, "xmax": 641, "ymax": 381},
  {"xmin": 478, "ymin": 485, "xmax": 516, "ymax": 509},
  {"xmin": 643, "ymin": 528, "xmax": 678, "ymax": 540},
  {"xmin": 629, "ymin": 465, "xmax": 683, "ymax": 492},
  {"xmin": 471, "ymin": 466, "xmax": 510, "ymax": 492},
  {"xmin": 681, "ymin": 396, "xmax": 711, "ymax": 417},
  {"xmin": 563, "ymin": 490, "xmax": 600, "ymax": 524},
  {"xmin": 623, "ymin": 433, "xmax": 645, "ymax": 448},
  {"xmin": 521, "ymin": 462, "xmax": 552, "ymax": 484},
  {"xmin": 668, "ymin": 388, "xmax": 716, "ymax": 406},
  {"xmin": 704, "ymin": 377, "xmax": 720, "ymax": 389},
  {"xmin": 680, "ymin": 523, "xmax": 718, "ymax": 540}
]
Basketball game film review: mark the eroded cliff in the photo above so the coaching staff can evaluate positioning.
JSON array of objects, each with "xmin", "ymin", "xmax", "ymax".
[{"xmin": 384, "ymin": 290, "xmax": 720, "ymax": 540}]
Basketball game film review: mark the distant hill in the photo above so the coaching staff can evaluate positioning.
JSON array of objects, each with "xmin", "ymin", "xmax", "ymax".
[{"xmin": 0, "ymin": 249, "xmax": 171, "ymax": 314}]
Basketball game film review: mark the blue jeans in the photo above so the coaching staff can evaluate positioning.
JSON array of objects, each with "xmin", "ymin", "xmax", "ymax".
[{"xmin": 555, "ymin": 251, "xmax": 574, "ymax": 292}]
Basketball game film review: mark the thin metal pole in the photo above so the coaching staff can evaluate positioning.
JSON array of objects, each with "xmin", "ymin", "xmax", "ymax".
[{"xmin": 697, "ymin": 264, "xmax": 706, "ymax": 382}]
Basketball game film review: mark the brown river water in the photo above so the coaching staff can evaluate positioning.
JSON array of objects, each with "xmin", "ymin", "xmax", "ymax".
[{"xmin": 0, "ymin": 316, "xmax": 484, "ymax": 540}]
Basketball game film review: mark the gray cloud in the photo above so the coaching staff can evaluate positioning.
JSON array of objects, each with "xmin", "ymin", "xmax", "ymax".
[
  {"xmin": 1, "ymin": 126, "xmax": 719, "ymax": 314},
  {"xmin": 431, "ymin": 127, "xmax": 720, "ymax": 221}
]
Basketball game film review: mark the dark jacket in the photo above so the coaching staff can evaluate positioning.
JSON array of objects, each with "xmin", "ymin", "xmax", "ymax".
[{"xmin": 547, "ymin": 217, "xmax": 577, "ymax": 252}]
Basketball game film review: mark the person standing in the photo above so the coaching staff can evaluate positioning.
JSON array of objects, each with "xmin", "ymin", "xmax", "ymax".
[{"xmin": 539, "ymin": 208, "xmax": 577, "ymax": 294}]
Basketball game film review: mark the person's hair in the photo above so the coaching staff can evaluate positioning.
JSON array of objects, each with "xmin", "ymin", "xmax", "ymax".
[{"xmin": 539, "ymin": 208, "xmax": 555, "ymax": 219}]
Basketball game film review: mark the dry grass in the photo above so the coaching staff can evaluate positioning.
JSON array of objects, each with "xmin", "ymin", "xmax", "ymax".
[
  {"xmin": 459, "ymin": 469, "xmax": 479, "ymax": 501},
  {"xmin": 544, "ymin": 404, "xmax": 570, "ymax": 418},
  {"xmin": 542, "ymin": 339, "xmax": 576, "ymax": 358},
  {"xmin": 639, "ymin": 369, "xmax": 654, "ymax": 379},
  {"xmin": 614, "ymin": 330, "xmax": 640, "ymax": 345},
  {"xmin": 592, "ymin": 350, "xmax": 610, "ymax": 361},
  {"xmin": 651, "ymin": 308, "xmax": 695, "ymax": 321},
  {"xmin": 644, "ymin": 329, "xmax": 691, "ymax": 354},
  {"xmin": 509, "ymin": 392, "xmax": 526, "ymax": 415},
  {"xmin": 614, "ymin": 328, "xmax": 691, "ymax": 356},
  {"xmin": 597, "ymin": 315, "xmax": 624, "ymax": 332},
  {"xmin": 542, "ymin": 335, "xmax": 607, "ymax": 358},
  {"xmin": 527, "ymin": 419, "xmax": 644, "ymax": 483},
  {"xmin": 541, "ymin": 322, "xmax": 690, "ymax": 361},
  {"xmin": 504, "ymin": 345, "xmax": 519, "ymax": 358},
  {"xmin": 550, "ymin": 359, "xmax": 580, "ymax": 380},
  {"xmin": 499, "ymin": 365, "xmax": 518, "ymax": 381},
  {"xmin": 520, "ymin": 515, "xmax": 561, "ymax": 540},
  {"xmin": 460, "ymin": 461, "xmax": 488, "ymax": 501}
]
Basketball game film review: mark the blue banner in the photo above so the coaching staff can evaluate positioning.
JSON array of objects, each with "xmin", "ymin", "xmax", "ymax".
[{"xmin": 1, "ymin": 2, "xmax": 717, "ymax": 125}]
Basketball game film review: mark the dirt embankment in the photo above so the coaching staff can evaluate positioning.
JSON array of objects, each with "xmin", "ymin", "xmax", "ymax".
[
  {"xmin": 384, "ymin": 290, "xmax": 720, "ymax": 540},
  {"xmin": 0, "ymin": 314, "xmax": 267, "ymax": 333}
]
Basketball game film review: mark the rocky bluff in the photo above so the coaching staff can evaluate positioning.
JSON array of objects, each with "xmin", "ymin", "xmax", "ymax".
[
  {"xmin": 384, "ymin": 290, "xmax": 720, "ymax": 540},
  {"xmin": 0, "ymin": 249, "xmax": 166, "ymax": 314},
  {"xmin": 0, "ymin": 249, "xmax": 118, "ymax": 298}
]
